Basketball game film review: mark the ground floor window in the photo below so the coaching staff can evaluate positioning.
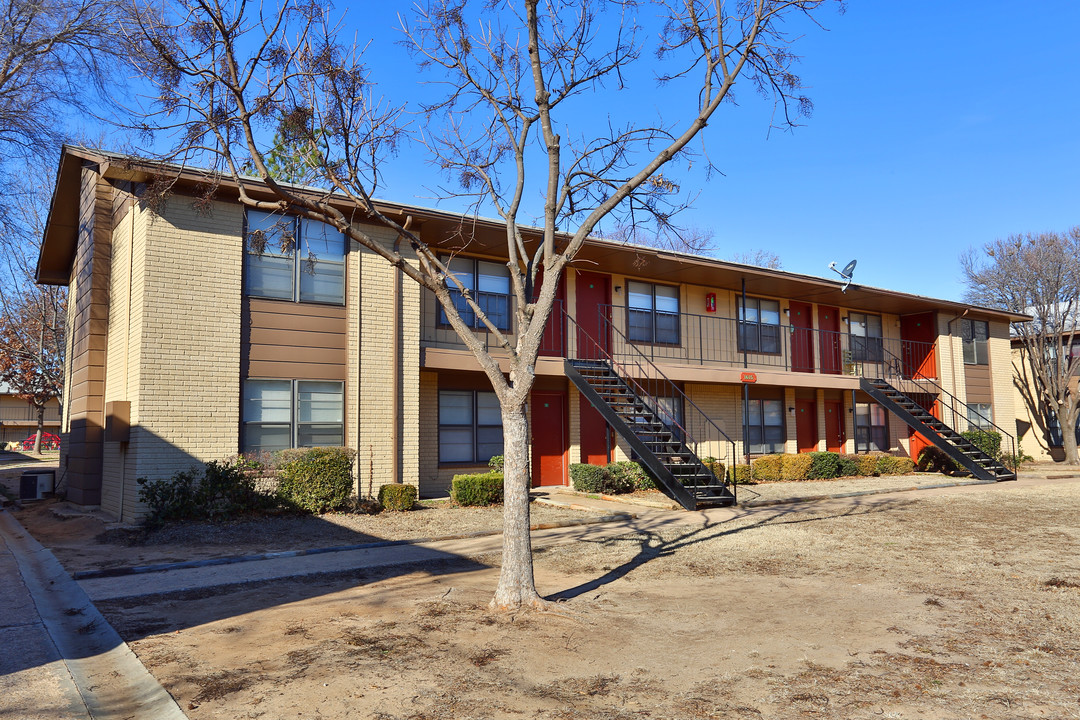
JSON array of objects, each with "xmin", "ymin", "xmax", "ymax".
[
  {"xmin": 242, "ymin": 379, "xmax": 345, "ymax": 452},
  {"xmin": 746, "ymin": 398, "xmax": 785, "ymax": 454},
  {"xmin": 439, "ymin": 390, "xmax": 503, "ymax": 463},
  {"xmin": 966, "ymin": 403, "xmax": 993, "ymax": 431},
  {"xmin": 855, "ymin": 402, "xmax": 888, "ymax": 452}
]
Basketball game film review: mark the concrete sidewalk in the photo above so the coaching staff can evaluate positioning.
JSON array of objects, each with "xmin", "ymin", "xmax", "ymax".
[
  {"xmin": 0, "ymin": 509, "xmax": 186, "ymax": 720},
  {"xmin": 78, "ymin": 472, "xmax": 1080, "ymax": 603}
]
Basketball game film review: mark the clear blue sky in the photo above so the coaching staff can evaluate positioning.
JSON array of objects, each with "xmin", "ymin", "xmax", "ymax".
[{"xmin": 115, "ymin": 1, "xmax": 1080, "ymax": 303}]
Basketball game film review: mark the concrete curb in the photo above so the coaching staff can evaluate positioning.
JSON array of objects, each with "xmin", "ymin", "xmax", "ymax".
[
  {"xmin": 0, "ymin": 510, "xmax": 186, "ymax": 720},
  {"xmin": 73, "ymin": 511, "xmax": 636, "ymax": 581}
]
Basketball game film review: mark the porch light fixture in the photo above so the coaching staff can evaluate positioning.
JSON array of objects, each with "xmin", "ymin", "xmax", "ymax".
[
  {"xmin": 614, "ymin": 285, "xmax": 622, "ymax": 293},
  {"xmin": 841, "ymin": 316, "xmax": 849, "ymax": 323}
]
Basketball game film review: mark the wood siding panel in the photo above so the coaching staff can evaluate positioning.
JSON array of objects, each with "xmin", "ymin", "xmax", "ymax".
[
  {"xmin": 965, "ymin": 364, "xmax": 992, "ymax": 403},
  {"xmin": 243, "ymin": 298, "xmax": 348, "ymax": 381}
]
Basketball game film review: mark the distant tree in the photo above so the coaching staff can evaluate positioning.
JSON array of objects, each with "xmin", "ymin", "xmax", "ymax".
[
  {"xmin": 961, "ymin": 228, "xmax": 1080, "ymax": 464},
  {"xmin": 129, "ymin": 0, "xmax": 837, "ymax": 610},
  {"xmin": 0, "ymin": 0, "xmax": 128, "ymax": 227},
  {"xmin": 601, "ymin": 222, "xmax": 717, "ymax": 255},
  {"xmin": 730, "ymin": 249, "xmax": 782, "ymax": 269},
  {"xmin": 0, "ymin": 183, "xmax": 66, "ymax": 454}
]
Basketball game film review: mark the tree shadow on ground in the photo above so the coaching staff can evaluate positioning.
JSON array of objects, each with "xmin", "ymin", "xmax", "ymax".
[{"xmin": 548, "ymin": 496, "xmax": 915, "ymax": 601}]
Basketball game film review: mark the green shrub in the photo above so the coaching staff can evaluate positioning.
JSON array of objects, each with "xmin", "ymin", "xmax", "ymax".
[
  {"xmin": 961, "ymin": 430, "xmax": 1002, "ymax": 460},
  {"xmin": 608, "ymin": 461, "xmax": 649, "ymax": 491},
  {"xmin": 917, "ymin": 446, "xmax": 959, "ymax": 474},
  {"xmin": 378, "ymin": 483, "xmax": 417, "ymax": 511},
  {"xmin": 837, "ymin": 454, "xmax": 861, "ymax": 477},
  {"xmin": 487, "ymin": 455, "xmax": 504, "ymax": 473},
  {"xmin": 751, "ymin": 454, "xmax": 783, "ymax": 482},
  {"xmin": 807, "ymin": 452, "xmax": 841, "ymax": 480},
  {"xmin": 729, "ymin": 464, "xmax": 754, "ymax": 484},
  {"xmin": 701, "ymin": 457, "xmax": 725, "ymax": 485},
  {"xmin": 451, "ymin": 471, "xmax": 504, "ymax": 506},
  {"xmin": 851, "ymin": 453, "xmax": 878, "ymax": 477},
  {"xmin": 1002, "ymin": 450, "xmax": 1034, "ymax": 471},
  {"xmin": 276, "ymin": 447, "xmax": 357, "ymax": 514},
  {"xmin": 877, "ymin": 455, "xmax": 915, "ymax": 475},
  {"xmin": 781, "ymin": 453, "xmax": 814, "ymax": 481},
  {"xmin": 137, "ymin": 458, "xmax": 277, "ymax": 526},
  {"xmin": 570, "ymin": 463, "xmax": 608, "ymax": 493}
]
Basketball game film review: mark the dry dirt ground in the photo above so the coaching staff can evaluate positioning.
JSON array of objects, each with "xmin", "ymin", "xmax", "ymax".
[{"xmin": 64, "ymin": 482, "xmax": 1080, "ymax": 719}]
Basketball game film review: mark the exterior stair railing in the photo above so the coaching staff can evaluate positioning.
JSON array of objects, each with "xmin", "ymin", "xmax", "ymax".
[{"xmin": 561, "ymin": 308, "xmax": 737, "ymax": 509}]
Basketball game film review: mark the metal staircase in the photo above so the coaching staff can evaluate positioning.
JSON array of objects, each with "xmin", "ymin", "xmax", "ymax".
[
  {"xmin": 861, "ymin": 376, "xmax": 1015, "ymax": 482},
  {"xmin": 566, "ymin": 359, "xmax": 734, "ymax": 509},
  {"xmin": 561, "ymin": 309, "xmax": 736, "ymax": 510}
]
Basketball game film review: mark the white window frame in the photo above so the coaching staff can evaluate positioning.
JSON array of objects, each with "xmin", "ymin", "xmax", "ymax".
[
  {"xmin": 242, "ymin": 379, "xmax": 345, "ymax": 452},
  {"xmin": 244, "ymin": 210, "xmax": 346, "ymax": 305}
]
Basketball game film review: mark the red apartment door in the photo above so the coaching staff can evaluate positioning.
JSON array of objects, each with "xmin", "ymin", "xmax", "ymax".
[
  {"xmin": 907, "ymin": 394, "xmax": 939, "ymax": 462},
  {"xmin": 575, "ymin": 271, "xmax": 611, "ymax": 360},
  {"xmin": 580, "ymin": 401, "xmax": 614, "ymax": 466},
  {"xmin": 818, "ymin": 305, "xmax": 842, "ymax": 375},
  {"xmin": 796, "ymin": 400, "xmax": 818, "ymax": 453},
  {"xmin": 531, "ymin": 392, "xmax": 567, "ymax": 486},
  {"xmin": 900, "ymin": 312, "xmax": 937, "ymax": 379},
  {"xmin": 790, "ymin": 301, "xmax": 815, "ymax": 372},
  {"xmin": 825, "ymin": 401, "xmax": 845, "ymax": 453}
]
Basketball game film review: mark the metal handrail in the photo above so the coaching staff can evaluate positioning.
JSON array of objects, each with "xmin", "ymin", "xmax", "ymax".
[
  {"xmin": 563, "ymin": 307, "xmax": 739, "ymax": 486},
  {"xmin": 876, "ymin": 341, "xmax": 1016, "ymax": 464}
]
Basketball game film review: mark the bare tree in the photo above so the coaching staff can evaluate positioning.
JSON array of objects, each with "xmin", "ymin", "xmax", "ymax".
[
  {"xmin": 0, "ymin": 183, "xmax": 66, "ymax": 455},
  {"xmin": 961, "ymin": 228, "xmax": 1080, "ymax": 464},
  {"xmin": 127, "ymin": 0, "xmax": 837, "ymax": 610},
  {"xmin": 730, "ymin": 248, "xmax": 782, "ymax": 269},
  {"xmin": 599, "ymin": 221, "xmax": 717, "ymax": 255}
]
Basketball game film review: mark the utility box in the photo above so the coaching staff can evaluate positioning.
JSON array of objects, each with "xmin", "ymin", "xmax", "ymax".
[{"xmin": 19, "ymin": 471, "xmax": 55, "ymax": 501}]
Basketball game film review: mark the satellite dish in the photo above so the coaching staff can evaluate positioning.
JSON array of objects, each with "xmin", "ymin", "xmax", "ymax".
[{"xmin": 828, "ymin": 259, "xmax": 857, "ymax": 293}]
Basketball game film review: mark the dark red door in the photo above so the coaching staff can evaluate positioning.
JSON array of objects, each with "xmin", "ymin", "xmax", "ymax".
[
  {"xmin": 825, "ymin": 401, "xmax": 845, "ymax": 453},
  {"xmin": 796, "ymin": 400, "xmax": 818, "ymax": 453},
  {"xmin": 580, "ymin": 400, "xmax": 613, "ymax": 466},
  {"xmin": 900, "ymin": 312, "xmax": 937, "ymax": 379},
  {"xmin": 531, "ymin": 392, "xmax": 567, "ymax": 486},
  {"xmin": 907, "ymin": 394, "xmax": 938, "ymax": 462},
  {"xmin": 790, "ymin": 301, "xmax": 814, "ymax": 373},
  {"xmin": 818, "ymin": 305, "xmax": 842, "ymax": 375},
  {"xmin": 575, "ymin": 271, "xmax": 610, "ymax": 360}
]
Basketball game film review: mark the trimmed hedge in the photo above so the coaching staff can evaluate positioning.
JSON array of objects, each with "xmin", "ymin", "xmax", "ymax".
[
  {"xmin": 961, "ymin": 430, "xmax": 1002, "ymax": 460},
  {"xmin": 877, "ymin": 455, "xmax": 916, "ymax": 475},
  {"xmin": 277, "ymin": 447, "xmax": 357, "ymax": 513},
  {"xmin": 701, "ymin": 457, "xmax": 726, "ymax": 485},
  {"xmin": 451, "ymin": 472, "xmax": 504, "ymax": 506},
  {"xmin": 807, "ymin": 452, "xmax": 841, "ymax": 480},
  {"xmin": 837, "ymin": 454, "xmax": 861, "ymax": 477},
  {"xmin": 137, "ymin": 458, "xmax": 278, "ymax": 526},
  {"xmin": 729, "ymin": 464, "xmax": 753, "ymax": 484},
  {"xmin": 781, "ymin": 453, "xmax": 814, "ymax": 481},
  {"xmin": 608, "ymin": 461, "xmax": 651, "ymax": 491},
  {"xmin": 378, "ymin": 483, "xmax": 417, "ymax": 511},
  {"xmin": 570, "ymin": 463, "xmax": 636, "ymax": 494},
  {"xmin": 855, "ymin": 453, "xmax": 880, "ymax": 477},
  {"xmin": 751, "ymin": 454, "xmax": 783, "ymax": 482}
]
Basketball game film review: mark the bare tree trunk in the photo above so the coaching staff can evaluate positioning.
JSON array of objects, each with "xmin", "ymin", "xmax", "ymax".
[
  {"xmin": 31, "ymin": 403, "xmax": 43, "ymax": 455},
  {"xmin": 1059, "ymin": 404, "xmax": 1079, "ymax": 465},
  {"xmin": 490, "ymin": 401, "xmax": 543, "ymax": 610}
]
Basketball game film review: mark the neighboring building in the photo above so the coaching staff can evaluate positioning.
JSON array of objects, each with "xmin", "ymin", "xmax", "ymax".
[
  {"xmin": 0, "ymin": 382, "xmax": 61, "ymax": 446},
  {"xmin": 1012, "ymin": 335, "xmax": 1080, "ymax": 462},
  {"xmin": 37, "ymin": 147, "xmax": 1026, "ymax": 519}
]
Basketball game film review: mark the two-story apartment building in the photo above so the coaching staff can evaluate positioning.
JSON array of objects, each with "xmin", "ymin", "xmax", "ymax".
[
  {"xmin": 0, "ymin": 383, "xmax": 61, "ymax": 446},
  {"xmin": 37, "ymin": 147, "xmax": 1025, "ymax": 519}
]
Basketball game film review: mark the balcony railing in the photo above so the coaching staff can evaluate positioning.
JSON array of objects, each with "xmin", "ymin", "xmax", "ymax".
[
  {"xmin": 600, "ymin": 305, "xmax": 937, "ymax": 379},
  {"xmin": 0, "ymin": 406, "xmax": 61, "ymax": 422},
  {"xmin": 420, "ymin": 297, "xmax": 566, "ymax": 357}
]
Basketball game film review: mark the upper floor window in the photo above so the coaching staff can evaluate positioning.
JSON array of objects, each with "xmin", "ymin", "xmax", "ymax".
[
  {"xmin": 849, "ymin": 312, "xmax": 883, "ymax": 362},
  {"xmin": 737, "ymin": 297, "xmax": 781, "ymax": 354},
  {"xmin": 245, "ymin": 210, "xmax": 346, "ymax": 304},
  {"xmin": 440, "ymin": 257, "xmax": 512, "ymax": 331},
  {"xmin": 627, "ymin": 281, "xmax": 679, "ymax": 344},
  {"xmin": 960, "ymin": 319, "xmax": 989, "ymax": 365},
  {"xmin": 242, "ymin": 379, "xmax": 344, "ymax": 452}
]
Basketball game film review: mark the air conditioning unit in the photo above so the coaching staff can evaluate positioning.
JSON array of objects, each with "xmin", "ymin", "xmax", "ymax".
[{"xmin": 19, "ymin": 471, "xmax": 55, "ymax": 501}]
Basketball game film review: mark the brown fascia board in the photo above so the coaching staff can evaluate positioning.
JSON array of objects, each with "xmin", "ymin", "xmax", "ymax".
[{"xmin": 36, "ymin": 146, "xmax": 1031, "ymax": 324}]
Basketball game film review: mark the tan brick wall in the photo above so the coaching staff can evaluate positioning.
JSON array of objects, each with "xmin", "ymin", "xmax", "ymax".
[
  {"xmin": 418, "ymin": 370, "xmax": 441, "ymax": 494},
  {"xmin": 127, "ymin": 199, "xmax": 243, "ymax": 505},
  {"xmin": 987, "ymin": 321, "xmax": 1017, "ymax": 455}
]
